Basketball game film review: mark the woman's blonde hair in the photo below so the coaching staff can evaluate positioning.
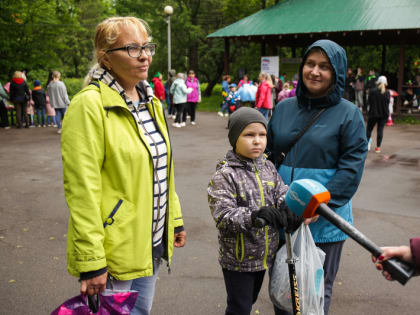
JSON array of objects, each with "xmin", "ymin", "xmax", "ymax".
[
  {"xmin": 13, "ymin": 71, "xmax": 24, "ymax": 79},
  {"xmin": 260, "ymin": 72, "xmax": 273, "ymax": 87},
  {"xmin": 376, "ymin": 76, "xmax": 387, "ymax": 94},
  {"xmin": 52, "ymin": 70, "xmax": 61, "ymax": 80},
  {"xmin": 83, "ymin": 16, "xmax": 151, "ymax": 86}
]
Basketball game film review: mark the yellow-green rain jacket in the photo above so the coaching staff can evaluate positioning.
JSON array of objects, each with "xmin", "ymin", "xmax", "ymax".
[{"xmin": 62, "ymin": 81, "xmax": 183, "ymax": 280}]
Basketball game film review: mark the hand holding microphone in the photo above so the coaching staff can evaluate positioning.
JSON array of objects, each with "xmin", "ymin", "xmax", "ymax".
[{"xmin": 284, "ymin": 179, "xmax": 416, "ymax": 285}]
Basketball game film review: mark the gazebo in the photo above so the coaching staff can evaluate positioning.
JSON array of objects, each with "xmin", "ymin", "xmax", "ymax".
[{"xmin": 208, "ymin": 0, "xmax": 420, "ymax": 113}]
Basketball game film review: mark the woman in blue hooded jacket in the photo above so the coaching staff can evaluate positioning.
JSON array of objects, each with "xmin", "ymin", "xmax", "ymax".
[{"xmin": 267, "ymin": 40, "xmax": 368, "ymax": 315}]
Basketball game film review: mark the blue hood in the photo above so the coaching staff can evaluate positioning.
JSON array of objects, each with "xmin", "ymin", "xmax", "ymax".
[{"xmin": 296, "ymin": 40, "xmax": 347, "ymax": 108}]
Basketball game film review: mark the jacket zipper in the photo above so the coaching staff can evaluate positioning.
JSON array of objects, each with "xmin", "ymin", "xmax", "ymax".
[
  {"xmin": 104, "ymin": 100, "xmax": 173, "ymax": 270},
  {"xmin": 254, "ymin": 162, "xmax": 269, "ymax": 269},
  {"xmin": 235, "ymin": 233, "xmax": 245, "ymax": 262},
  {"xmin": 133, "ymin": 107, "xmax": 163, "ymax": 236}
]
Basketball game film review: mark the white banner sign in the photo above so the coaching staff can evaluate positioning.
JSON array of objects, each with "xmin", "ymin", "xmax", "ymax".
[{"xmin": 261, "ymin": 56, "xmax": 279, "ymax": 77}]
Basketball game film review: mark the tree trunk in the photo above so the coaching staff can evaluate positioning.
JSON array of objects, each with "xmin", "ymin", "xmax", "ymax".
[
  {"xmin": 204, "ymin": 52, "xmax": 225, "ymax": 97},
  {"xmin": 204, "ymin": 79, "xmax": 219, "ymax": 97},
  {"xmin": 189, "ymin": 43, "xmax": 199, "ymax": 72}
]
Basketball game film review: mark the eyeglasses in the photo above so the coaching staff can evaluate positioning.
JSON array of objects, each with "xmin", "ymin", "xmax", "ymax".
[{"xmin": 106, "ymin": 43, "xmax": 156, "ymax": 58}]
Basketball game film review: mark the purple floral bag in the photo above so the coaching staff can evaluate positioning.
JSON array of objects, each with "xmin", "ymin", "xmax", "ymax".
[{"xmin": 51, "ymin": 290, "xmax": 138, "ymax": 315}]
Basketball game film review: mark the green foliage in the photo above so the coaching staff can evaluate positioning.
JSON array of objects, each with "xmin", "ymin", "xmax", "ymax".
[
  {"xmin": 0, "ymin": 0, "xmax": 112, "ymax": 82},
  {"xmin": 394, "ymin": 116, "xmax": 420, "ymax": 125},
  {"xmin": 1, "ymin": 0, "xmax": 419, "ymax": 97},
  {"xmin": 63, "ymin": 78, "xmax": 85, "ymax": 99},
  {"xmin": 26, "ymin": 69, "xmax": 50, "ymax": 87},
  {"xmin": 199, "ymin": 83, "xmax": 223, "ymax": 112}
]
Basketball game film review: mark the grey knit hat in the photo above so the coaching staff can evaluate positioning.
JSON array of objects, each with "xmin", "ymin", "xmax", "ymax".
[{"xmin": 228, "ymin": 107, "xmax": 267, "ymax": 148}]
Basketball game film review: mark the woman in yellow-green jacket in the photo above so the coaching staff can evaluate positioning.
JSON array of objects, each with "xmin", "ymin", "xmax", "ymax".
[{"xmin": 61, "ymin": 17, "xmax": 186, "ymax": 315}]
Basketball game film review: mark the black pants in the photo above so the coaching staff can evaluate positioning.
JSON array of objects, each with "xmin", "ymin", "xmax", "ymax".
[
  {"xmin": 175, "ymin": 103, "xmax": 185, "ymax": 123},
  {"xmin": 222, "ymin": 268, "xmax": 265, "ymax": 315},
  {"xmin": 0, "ymin": 100, "xmax": 9, "ymax": 127},
  {"xmin": 14, "ymin": 101, "xmax": 28, "ymax": 128},
  {"xmin": 222, "ymin": 269, "xmax": 290, "ymax": 315},
  {"xmin": 187, "ymin": 102, "xmax": 197, "ymax": 122},
  {"xmin": 366, "ymin": 117, "xmax": 387, "ymax": 148}
]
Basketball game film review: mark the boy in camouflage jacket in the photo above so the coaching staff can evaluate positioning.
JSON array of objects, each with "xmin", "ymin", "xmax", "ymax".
[{"xmin": 208, "ymin": 107, "xmax": 301, "ymax": 315}]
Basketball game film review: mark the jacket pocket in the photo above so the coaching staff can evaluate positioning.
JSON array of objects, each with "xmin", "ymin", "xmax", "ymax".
[
  {"xmin": 102, "ymin": 198, "xmax": 141, "ymax": 274},
  {"xmin": 103, "ymin": 199, "xmax": 135, "ymax": 228},
  {"xmin": 103, "ymin": 199, "xmax": 123, "ymax": 228}
]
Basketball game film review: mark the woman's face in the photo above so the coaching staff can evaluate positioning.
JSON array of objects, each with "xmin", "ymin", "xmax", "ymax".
[
  {"xmin": 302, "ymin": 50, "xmax": 334, "ymax": 98},
  {"xmin": 188, "ymin": 71, "xmax": 195, "ymax": 79},
  {"xmin": 103, "ymin": 24, "xmax": 152, "ymax": 89}
]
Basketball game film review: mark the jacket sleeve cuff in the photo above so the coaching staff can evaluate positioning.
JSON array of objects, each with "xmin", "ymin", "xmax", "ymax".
[
  {"xmin": 410, "ymin": 237, "xmax": 420, "ymax": 274},
  {"xmin": 174, "ymin": 226, "xmax": 184, "ymax": 234},
  {"xmin": 79, "ymin": 267, "xmax": 108, "ymax": 281}
]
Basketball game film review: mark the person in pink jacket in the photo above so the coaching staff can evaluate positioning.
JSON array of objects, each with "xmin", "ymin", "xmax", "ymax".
[
  {"xmin": 277, "ymin": 82, "xmax": 291, "ymax": 103},
  {"xmin": 185, "ymin": 70, "xmax": 201, "ymax": 125},
  {"xmin": 255, "ymin": 72, "xmax": 273, "ymax": 120}
]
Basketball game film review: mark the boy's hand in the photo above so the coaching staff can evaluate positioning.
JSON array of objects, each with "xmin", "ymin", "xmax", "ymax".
[
  {"xmin": 252, "ymin": 206, "xmax": 286, "ymax": 230},
  {"xmin": 252, "ymin": 205, "xmax": 302, "ymax": 232}
]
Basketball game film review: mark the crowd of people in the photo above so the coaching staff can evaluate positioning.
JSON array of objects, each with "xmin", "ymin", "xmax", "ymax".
[
  {"xmin": 343, "ymin": 67, "xmax": 420, "ymax": 114},
  {"xmin": 217, "ymin": 71, "xmax": 304, "ymax": 122},
  {"xmin": 0, "ymin": 70, "xmax": 70, "ymax": 134},
  {"xmin": 156, "ymin": 69, "xmax": 201, "ymax": 128}
]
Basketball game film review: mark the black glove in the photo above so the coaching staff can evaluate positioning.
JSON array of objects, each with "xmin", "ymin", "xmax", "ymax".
[
  {"xmin": 252, "ymin": 204, "xmax": 302, "ymax": 233},
  {"xmin": 251, "ymin": 206, "xmax": 288, "ymax": 230},
  {"xmin": 280, "ymin": 203, "xmax": 303, "ymax": 233}
]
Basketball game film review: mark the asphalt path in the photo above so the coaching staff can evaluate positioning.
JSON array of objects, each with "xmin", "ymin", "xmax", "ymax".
[{"xmin": 0, "ymin": 112, "xmax": 419, "ymax": 314}]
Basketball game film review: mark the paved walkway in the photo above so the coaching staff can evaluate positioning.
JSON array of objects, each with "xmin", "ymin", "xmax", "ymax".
[{"xmin": 0, "ymin": 112, "xmax": 419, "ymax": 314}]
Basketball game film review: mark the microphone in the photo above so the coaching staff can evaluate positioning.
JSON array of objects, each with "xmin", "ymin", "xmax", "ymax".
[{"xmin": 285, "ymin": 179, "xmax": 415, "ymax": 285}]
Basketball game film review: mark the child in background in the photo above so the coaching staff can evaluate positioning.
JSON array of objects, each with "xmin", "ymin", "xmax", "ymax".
[
  {"xmin": 27, "ymin": 91, "xmax": 35, "ymax": 127},
  {"xmin": 32, "ymin": 80, "xmax": 47, "ymax": 127},
  {"xmin": 218, "ymin": 75, "xmax": 231, "ymax": 117},
  {"xmin": 45, "ymin": 73, "xmax": 57, "ymax": 127},
  {"xmin": 207, "ymin": 107, "xmax": 302, "ymax": 315},
  {"xmin": 45, "ymin": 94, "xmax": 57, "ymax": 127},
  {"xmin": 152, "ymin": 72, "xmax": 166, "ymax": 109},
  {"xmin": 277, "ymin": 82, "xmax": 291, "ymax": 103},
  {"xmin": 225, "ymin": 83, "xmax": 240, "ymax": 115}
]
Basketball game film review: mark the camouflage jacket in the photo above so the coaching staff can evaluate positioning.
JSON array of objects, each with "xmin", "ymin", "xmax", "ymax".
[{"xmin": 208, "ymin": 150, "xmax": 288, "ymax": 272}]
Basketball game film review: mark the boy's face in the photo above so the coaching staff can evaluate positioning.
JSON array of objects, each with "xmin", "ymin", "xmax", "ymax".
[
  {"xmin": 302, "ymin": 50, "xmax": 334, "ymax": 98},
  {"xmin": 235, "ymin": 123, "xmax": 267, "ymax": 160},
  {"xmin": 230, "ymin": 86, "xmax": 236, "ymax": 92}
]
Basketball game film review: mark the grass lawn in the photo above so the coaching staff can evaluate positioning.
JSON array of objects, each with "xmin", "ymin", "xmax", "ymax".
[
  {"xmin": 394, "ymin": 115, "xmax": 420, "ymax": 124},
  {"xmin": 198, "ymin": 83, "xmax": 222, "ymax": 112}
]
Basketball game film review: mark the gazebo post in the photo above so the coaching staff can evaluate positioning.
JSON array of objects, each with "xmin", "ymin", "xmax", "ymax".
[
  {"xmin": 381, "ymin": 44, "xmax": 386, "ymax": 74},
  {"xmin": 261, "ymin": 40, "xmax": 266, "ymax": 57},
  {"xmin": 224, "ymin": 38, "xmax": 230, "ymax": 75},
  {"xmin": 397, "ymin": 45, "xmax": 405, "ymax": 114}
]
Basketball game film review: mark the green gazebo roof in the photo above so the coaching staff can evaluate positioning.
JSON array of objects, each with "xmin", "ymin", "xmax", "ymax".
[{"xmin": 208, "ymin": 0, "xmax": 420, "ymax": 45}]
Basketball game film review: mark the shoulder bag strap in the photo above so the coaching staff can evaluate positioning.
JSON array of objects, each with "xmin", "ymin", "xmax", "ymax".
[{"xmin": 278, "ymin": 108, "xmax": 326, "ymax": 163}]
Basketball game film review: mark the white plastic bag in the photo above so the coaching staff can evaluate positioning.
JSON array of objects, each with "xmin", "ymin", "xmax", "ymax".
[{"xmin": 269, "ymin": 224, "xmax": 325, "ymax": 315}]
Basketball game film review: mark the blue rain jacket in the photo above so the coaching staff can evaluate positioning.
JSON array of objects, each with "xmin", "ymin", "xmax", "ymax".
[{"xmin": 267, "ymin": 40, "xmax": 368, "ymax": 243}]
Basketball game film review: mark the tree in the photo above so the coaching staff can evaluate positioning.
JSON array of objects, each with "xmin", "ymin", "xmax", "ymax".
[{"xmin": 0, "ymin": 0, "xmax": 63, "ymax": 81}]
